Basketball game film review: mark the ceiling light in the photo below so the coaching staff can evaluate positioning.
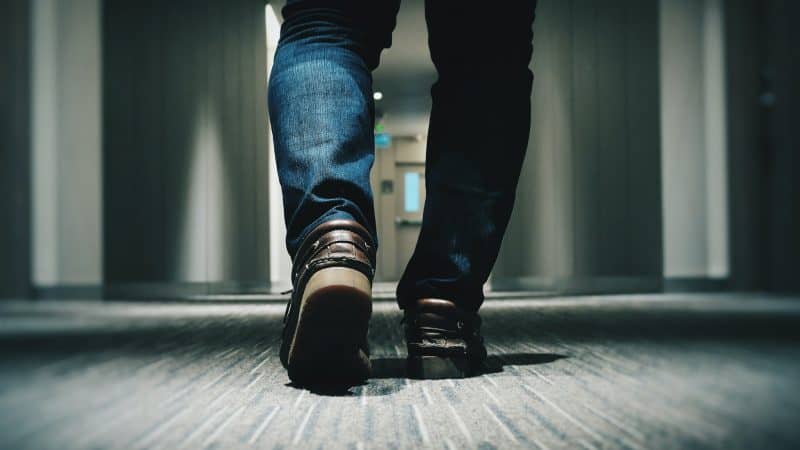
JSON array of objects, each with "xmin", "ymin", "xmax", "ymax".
[{"xmin": 373, "ymin": 92, "xmax": 383, "ymax": 101}]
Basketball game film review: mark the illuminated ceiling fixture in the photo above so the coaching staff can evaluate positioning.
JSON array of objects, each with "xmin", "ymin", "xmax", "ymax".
[{"xmin": 373, "ymin": 91, "xmax": 383, "ymax": 101}]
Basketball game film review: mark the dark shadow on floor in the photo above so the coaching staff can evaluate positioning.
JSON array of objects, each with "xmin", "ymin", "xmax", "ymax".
[
  {"xmin": 283, "ymin": 353, "xmax": 567, "ymax": 397},
  {"xmin": 285, "ymin": 380, "xmax": 367, "ymax": 397},
  {"xmin": 285, "ymin": 375, "xmax": 412, "ymax": 397},
  {"xmin": 370, "ymin": 352, "xmax": 567, "ymax": 379}
]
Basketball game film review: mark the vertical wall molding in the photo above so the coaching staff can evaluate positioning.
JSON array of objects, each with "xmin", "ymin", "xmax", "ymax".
[
  {"xmin": 31, "ymin": 0, "xmax": 103, "ymax": 289},
  {"xmin": 660, "ymin": 0, "xmax": 729, "ymax": 280}
]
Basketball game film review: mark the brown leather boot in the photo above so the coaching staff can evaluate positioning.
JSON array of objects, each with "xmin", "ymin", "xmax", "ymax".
[
  {"xmin": 404, "ymin": 298, "xmax": 487, "ymax": 379},
  {"xmin": 279, "ymin": 219, "xmax": 376, "ymax": 384}
]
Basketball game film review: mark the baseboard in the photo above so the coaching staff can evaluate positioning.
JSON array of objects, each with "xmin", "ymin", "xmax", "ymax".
[
  {"xmin": 489, "ymin": 276, "xmax": 664, "ymax": 295},
  {"xmin": 34, "ymin": 285, "xmax": 103, "ymax": 300},
  {"xmin": 663, "ymin": 277, "xmax": 729, "ymax": 292},
  {"xmin": 103, "ymin": 282, "xmax": 289, "ymax": 301},
  {"xmin": 32, "ymin": 276, "xmax": 728, "ymax": 302}
]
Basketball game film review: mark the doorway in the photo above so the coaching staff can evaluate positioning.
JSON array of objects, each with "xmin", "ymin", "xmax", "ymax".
[{"xmin": 371, "ymin": 135, "xmax": 427, "ymax": 282}]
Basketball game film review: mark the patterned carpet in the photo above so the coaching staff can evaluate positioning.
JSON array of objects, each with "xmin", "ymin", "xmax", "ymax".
[{"xmin": 0, "ymin": 293, "xmax": 799, "ymax": 449}]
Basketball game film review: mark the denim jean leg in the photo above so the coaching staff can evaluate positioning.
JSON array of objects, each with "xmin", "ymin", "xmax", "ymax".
[
  {"xmin": 396, "ymin": 1, "xmax": 538, "ymax": 312},
  {"xmin": 268, "ymin": 0, "xmax": 400, "ymax": 259}
]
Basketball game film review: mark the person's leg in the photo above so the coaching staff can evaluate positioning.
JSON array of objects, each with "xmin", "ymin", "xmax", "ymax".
[
  {"xmin": 397, "ymin": 1, "xmax": 538, "ymax": 313},
  {"xmin": 269, "ymin": 0, "xmax": 400, "ymax": 383},
  {"xmin": 269, "ymin": 0, "xmax": 400, "ymax": 259}
]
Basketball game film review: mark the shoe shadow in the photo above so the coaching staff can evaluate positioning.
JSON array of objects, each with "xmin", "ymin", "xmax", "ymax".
[
  {"xmin": 484, "ymin": 352, "xmax": 568, "ymax": 373},
  {"xmin": 285, "ymin": 381, "xmax": 369, "ymax": 397},
  {"xmin": 286, "ymin": 353, "xmax": 567, "ymax": 397},
  {"xmin": 370, "ymin": 352, "xmax": 567, "ymax": 379}
]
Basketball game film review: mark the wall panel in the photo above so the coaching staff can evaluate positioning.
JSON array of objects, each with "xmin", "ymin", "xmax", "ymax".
[
  {"xmin": 103, "ymin": 0, "xmax": 270, "ymax": 296},
  {"xmin": 724, "ymin": 0, "xmax": 765, "ymax": 290},
  {"xmin": 494, "ymin": 0, "xmax": 663, "ymax": 293},
  {"xmin": 764, "ymin": 0, "xmax": 800, "ymax": 292},
  {"xmin": 0, "ymin": 0, "xmax": 31, "ymax": 298}
]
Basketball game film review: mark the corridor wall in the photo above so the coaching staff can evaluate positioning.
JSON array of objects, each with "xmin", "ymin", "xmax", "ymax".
[
  {"xmin": 102, "ymin": 0, "xmax": 270, "ymax": 296},
  {"xmin": 493, "ymin": 0, "xmax": 663, "ymax": 293}
]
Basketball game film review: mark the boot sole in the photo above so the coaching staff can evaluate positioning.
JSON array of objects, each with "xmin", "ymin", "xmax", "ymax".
[{"xmin": 287, "ymin": 267, "xmax": 372, "ymax": 384}]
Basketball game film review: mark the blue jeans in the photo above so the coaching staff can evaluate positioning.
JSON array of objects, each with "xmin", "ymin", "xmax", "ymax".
[{"xmin": 269, "ymin": 0, "xmax": 537, "ymax": 312}]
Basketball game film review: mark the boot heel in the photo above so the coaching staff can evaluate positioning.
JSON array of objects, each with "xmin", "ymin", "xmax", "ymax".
[{"xmin": 287, "ymin": 267, "xmax": 372, "ymax": 383}]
